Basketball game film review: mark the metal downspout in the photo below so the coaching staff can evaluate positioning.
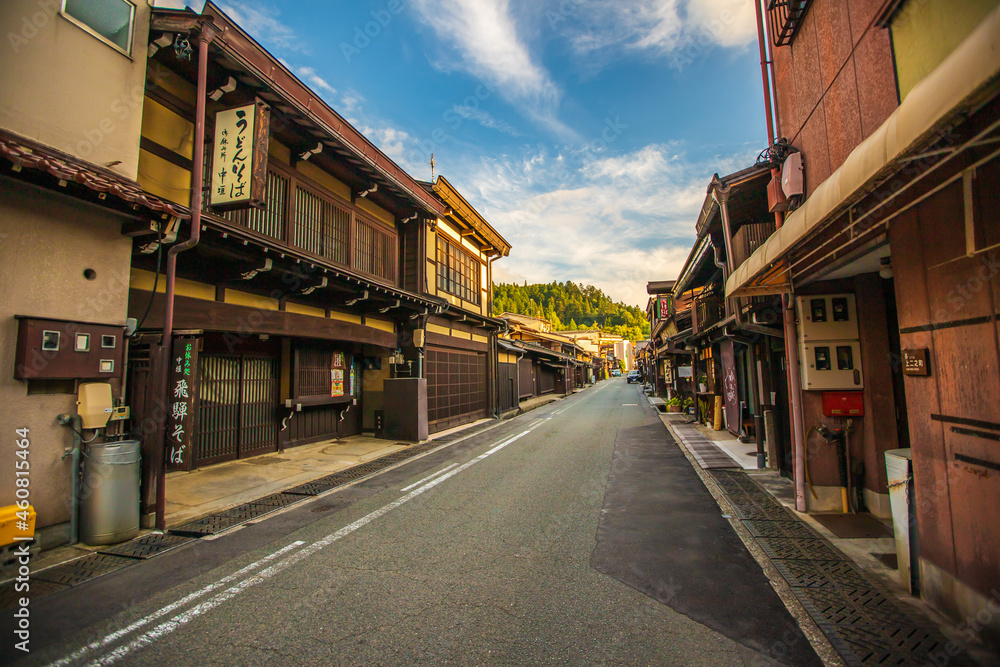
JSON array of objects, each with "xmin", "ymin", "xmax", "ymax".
[
  {"xmin": 154, "ymin": 24, "xmax": 217, "ymax": 531},
  {"xmin": 756, "ymin": 2, "xmax": 806, "ymax": 510},
  {"xmin": 755, "ymin": 0, "xmax": 777, "ymax": 147}
]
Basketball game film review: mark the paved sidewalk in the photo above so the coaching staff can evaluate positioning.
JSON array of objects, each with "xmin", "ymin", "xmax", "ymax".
[
  {"xmin": 649, "ymin": 394, "xmax": 990, "ymax": 666},
  {"xmin": 164, "ymin": 436, "xmax": 414, "ymax": 526}
]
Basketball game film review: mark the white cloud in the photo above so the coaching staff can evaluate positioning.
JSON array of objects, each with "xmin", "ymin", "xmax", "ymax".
[
  {"xmin": 215, "ymin": 2, "xmax": 303, "ymax": 53},
  {"xmin": 296, "ymin": 66, "xmax": 336, "ymax": 97},
  {"xmin": 454, "ymin": 142, "xmax": 756, "ymax": 306},
  {"xmin": 448, "ymin": 105, "xmax": 522, "ymax": 137},
  {"xmin": 408, "ymin": 0, "xmax": 571, "ymax": 135},
  {"xmin": 564, "ymin": 0, "xmax": 756, "ymax": 69},
  {"xmin": 368, "ymin": 126, "xmax": 414, "ymax": 167}
]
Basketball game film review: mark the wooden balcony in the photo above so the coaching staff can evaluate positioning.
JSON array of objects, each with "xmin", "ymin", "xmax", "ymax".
[
  {"xmin": 732, "ymin": 221, "xmax": 780, "ymax": 323},
  {"xmin": 207, "ymin": 160, "xmax": 398, "ymax": 285},
  {"xmin": 732, "ymin": 221, "xmax": 774, "ymax": 269},
  {"xmin": 692, "ymin": 293, "xmax": 725, "ymax": 336}
]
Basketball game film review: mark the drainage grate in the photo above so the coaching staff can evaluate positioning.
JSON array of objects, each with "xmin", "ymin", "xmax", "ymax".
[
  {"xmin": 169, "ymin": 501, "xmax": 283, "ymax": 537},
  {"xmin": 770, "ymin": 559, "xmax": 870, "ymax": 591},
  {"xmin": 706, "ymin": 468, "xmax": 975, "ymax": 667},
  {"xmin": 284, "ymin": 480, "xmax": 341, "ymax": 496},
  {"xmin": 245, "ymin": 492, "xmax": 306, "ymax": 509},
  {"xmin": 832, "ymin": 624, "xmax": 947, "ymax": 667},
  {"xmin": 730, "ymin": 501, "xmax": 796, "ymax": 522},
  {"xmin": 0, "ymin": 578, "xmax": 69, "ymax": 611},
  {"xmin": 99, "ymin": 534, "xmax": 194, "ymax": 560},
  {"xmin": 743, "ymin": 520, "xmax": 817, "ymax": 539},
  {"xmin": 757, "ymin": 537, "xmax": 848, "ymax": 562},
  {"xmin": 170, "ymin": 513, "xmax": 245, "ymax": 537},
  {"xmin": 33, "ymin": 553, "xmax": 135, "ymax": 587}
]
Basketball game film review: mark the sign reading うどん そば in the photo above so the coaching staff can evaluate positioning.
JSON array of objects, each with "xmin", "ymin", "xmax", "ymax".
[{"xmin": 210, "ymin": 101, "xmax": 270, "ymax": 210}]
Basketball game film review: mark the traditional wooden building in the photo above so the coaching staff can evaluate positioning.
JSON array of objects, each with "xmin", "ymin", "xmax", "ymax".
[
  {"xmin": 561, "ymin": 329, "xmax": 620, "ymax": 380},
  {"xmin": 119, "ymin": 3, "xmax": 508, "ymax": 528},
  {"xmin": 419, "ymin": 176, "xmax": 511, "ymax": 432},
  {"xmin": 498, "ymin": 314, "xmax": 587, "ymax": 404},
  {"xmin": 668, "ymin": 165, "xmax": 787, "ymax": 469},
  {"xmin": 725, "ymin": 0, "xmax": 1000, "ymax": 642}
]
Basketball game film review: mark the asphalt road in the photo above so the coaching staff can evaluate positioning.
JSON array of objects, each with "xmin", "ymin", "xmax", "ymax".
[{"xmin": 16, "ymin": 379, "xmax": 821, "ymax": 666}]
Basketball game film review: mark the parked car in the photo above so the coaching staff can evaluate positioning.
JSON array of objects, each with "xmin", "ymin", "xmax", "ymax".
[
  {"xmin": 626, "ymin": 371, "xmax": 641, "ymax": 383},
  {"xmin": 611, "ymin": 369, "xmax": 621, "ymax": 377}
]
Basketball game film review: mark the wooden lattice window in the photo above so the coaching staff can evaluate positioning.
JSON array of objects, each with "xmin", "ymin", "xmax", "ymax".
[
  {"xmin": 436, "ymin": 236, "xmax": 481, "ymax": 304},
  {"xmin": 353, "ymin": 217, "xmax": 397, "ymax": 283},
  {"xmin": 293, "ymin": 185, "xmax": 350, "ymax": 266},
  {"xmin": 220, "ymin": 169, "xmax": 288, "ymax": 239},
  {"xmin": 296, "ymin": 348, "xmax": 332, "ymax": 398}
]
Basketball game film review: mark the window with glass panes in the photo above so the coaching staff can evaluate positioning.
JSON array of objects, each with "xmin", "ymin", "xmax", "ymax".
[
  {"xmin": 436, "ymin": 236, "xmax": 480, "ymax": 304},
  {"xmin": 62, "ymin": 0, "xmax": 135, "ymax": 54}
]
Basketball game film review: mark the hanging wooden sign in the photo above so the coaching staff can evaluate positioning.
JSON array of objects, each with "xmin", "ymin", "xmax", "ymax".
[{"xmin": 210, "ymin": 100, "xmax": 270, "ymax": 210}]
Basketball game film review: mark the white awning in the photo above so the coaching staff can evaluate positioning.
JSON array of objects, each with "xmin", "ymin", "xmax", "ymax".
[{"xmin": 726, "ymin": 5, "xmax": 1000, "ymax": 298}]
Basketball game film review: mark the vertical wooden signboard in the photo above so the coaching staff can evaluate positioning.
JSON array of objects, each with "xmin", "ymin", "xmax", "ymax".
[{"xmin": 167, "ymin": 337, "xmax": 199, "ymax": 471}]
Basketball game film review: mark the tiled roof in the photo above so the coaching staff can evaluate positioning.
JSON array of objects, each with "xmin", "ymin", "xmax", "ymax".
[{"xmin": 0, "ymin": 130, "xmax": 190, "ymax": 219}]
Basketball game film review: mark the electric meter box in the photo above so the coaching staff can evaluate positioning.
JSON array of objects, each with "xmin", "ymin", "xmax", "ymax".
[
  {"xmin": 14, "ymin": 316, "xmax": 124, "ymax": 380},
  {"xmin": 796, "ymin": 294, "xmax": 858, "ymax": 341},
  {"xmin": 800, "ymin": 341, "xmax": 864, "ymax": 390},
  {"xmin": 78, "ymin": 382, "xmax": 115, "ymax": 429}
]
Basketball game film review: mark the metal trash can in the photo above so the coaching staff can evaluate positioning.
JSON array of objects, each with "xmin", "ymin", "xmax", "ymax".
[
  {"xmin": 80, "ymin": 440, "xmax": 141, "ymax": 546},
  {"xmin": 885, "ymin": 448, "xmax": 918, "ymax": 593}
]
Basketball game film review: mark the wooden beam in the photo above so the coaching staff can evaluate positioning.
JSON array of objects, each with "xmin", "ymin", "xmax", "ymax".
[{"xmin": 129, "ymin": 289, "xmax": 397, "ymax": 347}]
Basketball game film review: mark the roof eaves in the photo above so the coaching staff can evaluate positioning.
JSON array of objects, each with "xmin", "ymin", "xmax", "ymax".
[{"xmin": 182, "ymin": 3, "xmax": 449, "ymax": 218}]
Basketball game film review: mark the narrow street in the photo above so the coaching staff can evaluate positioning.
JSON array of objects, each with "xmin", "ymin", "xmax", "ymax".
[{"xmin": 19, "ymin": 381, "xmax": 819, "ymax": 666}]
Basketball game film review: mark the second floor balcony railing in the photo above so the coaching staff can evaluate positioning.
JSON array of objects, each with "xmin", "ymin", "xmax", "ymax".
[
  {"xmin": 211, "ymin": 160, "xmax": 398, "ymax": 285},
  {"xmin": 693, "ymin": 293, "xmax": 725, "ymax": 335},
  {"xmin": 732, "ymin": 221, "xmax": 779, "ymax": 320}
]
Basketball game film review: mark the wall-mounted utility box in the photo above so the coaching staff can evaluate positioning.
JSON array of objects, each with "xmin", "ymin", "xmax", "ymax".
[
  {"xmin": 796, "ymin": 294, "xmax": 858, "ymax": 341},
  {"xmin": 801, "ymin": 341, "xmax": 864, "ymax": 390},
  {"xmin": 14, "ymin": 317, "xmax": 124, "ymax": 380},
  {"xmin": 822, "ymin": 391, "xmax": 865, "ymax": 417}
]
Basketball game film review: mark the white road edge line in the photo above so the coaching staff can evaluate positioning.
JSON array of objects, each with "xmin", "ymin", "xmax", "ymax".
[
  {"xmin": 48, "ymin": 540, "xmax": 306, "ymax": 667},
  {"xmin": 399, "ymin": 463, "xmax": 458, "ymax": 492},
  {"xmin": 81, "ymin": 427, "xmax": 537, "ymax": 667}
]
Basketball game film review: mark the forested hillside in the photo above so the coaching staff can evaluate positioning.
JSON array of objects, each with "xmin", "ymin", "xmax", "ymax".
[{"xmin": 493, "ymin": 282, "xmax": 650, "ymax": 342}]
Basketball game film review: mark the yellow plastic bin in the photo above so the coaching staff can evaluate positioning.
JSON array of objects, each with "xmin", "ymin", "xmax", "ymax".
[{"xmin": 0, "ymin": 504, "xmax": 36, "ymax": 546}]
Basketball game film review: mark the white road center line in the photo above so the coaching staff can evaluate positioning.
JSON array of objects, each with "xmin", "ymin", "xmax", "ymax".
[
  {"xmin": 77, "ymin": 426, "xmax": 536, "ymax": 666},
  {"xmin": 48, "ymin": 540, "xmax": 306, "ymax": 667},
  {"xmin": 400, "ymin": 463, "xmax": 458, "ymax": 492}
]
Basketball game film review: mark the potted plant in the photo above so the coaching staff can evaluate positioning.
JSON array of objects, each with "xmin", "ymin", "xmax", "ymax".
[
  {"xmin": 682, "ymin": 397, "xmax": 693, "ymax": 414},
  {"xmin": 697, "ymin": 373, "xmax": 708, "ymax": 393},
  {"xmin": 666, "ymin": 397, "xmax": 681, "ymax": 413},
  {"xmin": 699, "ymin": 399, "xmax": 711, "ymax": 424}
]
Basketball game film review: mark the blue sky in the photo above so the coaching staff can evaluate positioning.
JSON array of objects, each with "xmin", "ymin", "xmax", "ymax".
[{"xmin": 214, "ymin": 0, "xmax": 768, "ymax": 307}]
